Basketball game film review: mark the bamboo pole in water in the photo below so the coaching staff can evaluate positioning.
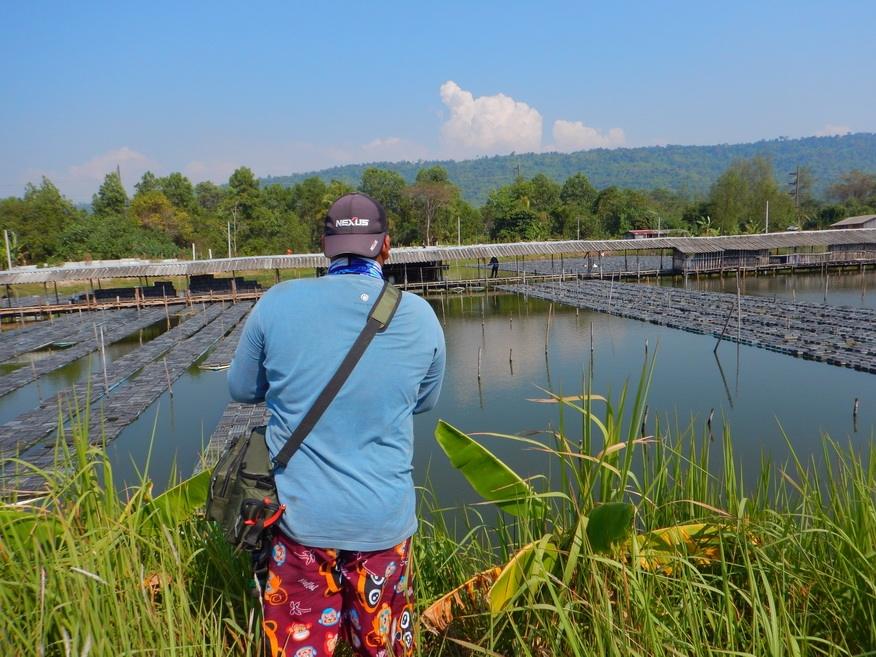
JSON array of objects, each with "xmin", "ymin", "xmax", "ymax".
[
  {"xmin": 99, "ymin": 325, "xmax": 109, "ymax": 396},
  {"xmin": 163, "ymin": 356, "xmax": 174, "ymax": 398}
]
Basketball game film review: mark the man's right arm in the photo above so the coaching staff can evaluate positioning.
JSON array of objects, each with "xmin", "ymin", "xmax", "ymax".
[{"xmin": 228, "ymin": 302, "xmax": 269, "ymax": 403}]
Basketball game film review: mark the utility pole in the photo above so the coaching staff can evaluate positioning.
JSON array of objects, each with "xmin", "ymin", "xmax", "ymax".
[
  {"xmin": 765, "ymin": 200, "xmax": 769, "ymax": 233},
  {"xmin": 577, "ymin": 216, "xmax": 580, "ymax": 240},
  {"xmin": 227, "ymin": 221, "xmax": 232, "ymax": 258},
  {"xmin": 457, "ymin": 215, "xmax": 461, "ymax": 245}
]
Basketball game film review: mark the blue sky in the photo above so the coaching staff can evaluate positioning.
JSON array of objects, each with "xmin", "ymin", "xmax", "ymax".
[{"xmin": 2, "ymin": 1, "xmax": 874, "ymax": 201}]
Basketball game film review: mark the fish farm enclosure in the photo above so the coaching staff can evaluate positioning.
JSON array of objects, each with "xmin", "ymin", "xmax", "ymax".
[{"xmin": 1, "ymin": 230, "xmax": 876, "ymax": 497}]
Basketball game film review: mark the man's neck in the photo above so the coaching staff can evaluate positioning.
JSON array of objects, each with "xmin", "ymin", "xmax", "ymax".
[{"xmin": 327, "ymin": 256, "xmax": 384, "ymax": 280}]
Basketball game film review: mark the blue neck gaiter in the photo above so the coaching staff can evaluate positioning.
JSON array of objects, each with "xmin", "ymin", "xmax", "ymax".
[{"xmin": 327, "ymin": 256, "xmax": 384, "ymax": 281}]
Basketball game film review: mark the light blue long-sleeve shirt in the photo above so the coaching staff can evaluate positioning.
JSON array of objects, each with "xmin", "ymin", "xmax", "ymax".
[{"xmin": 228, "ymin": 274, "xmax": 445, "ymax": 551}]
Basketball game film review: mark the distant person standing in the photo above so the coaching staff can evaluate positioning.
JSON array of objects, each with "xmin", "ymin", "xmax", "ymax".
[{"xmin": 489, "ymin": 256, "xmax": 499, "ymax": 278}]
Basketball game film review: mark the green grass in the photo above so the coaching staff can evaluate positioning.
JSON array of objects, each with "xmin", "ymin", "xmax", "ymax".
[{"xmin": 1, "ymin": 370, "xmax": 874, "ymax": 656}]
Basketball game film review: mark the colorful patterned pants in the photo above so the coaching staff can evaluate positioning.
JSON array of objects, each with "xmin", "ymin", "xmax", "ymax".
[{"xmin": 263, "ymin": 531, "xmax": 415, "ymax": 657}]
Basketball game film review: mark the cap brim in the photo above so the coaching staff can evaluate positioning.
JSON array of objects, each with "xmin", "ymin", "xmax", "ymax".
[{"xmin": 324, "ymin": 233, "xmax": 385, "ymax": 259}]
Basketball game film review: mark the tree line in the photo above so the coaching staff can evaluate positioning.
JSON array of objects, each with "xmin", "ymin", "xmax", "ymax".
[
  {"xmin": 1, "ymin": 158, "xmax": 875, "ymax": 266},
  {"xmin": 265, "ymin": 133, "xmax": 876, "ymax": 205}
]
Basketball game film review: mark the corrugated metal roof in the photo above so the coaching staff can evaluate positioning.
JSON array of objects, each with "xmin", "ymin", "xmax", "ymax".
[
  {"xmin": 1, "ymin": 228, "xmax": 874, "ymax": 284},
  {"xmin": 830, "ymin": 215, "xmax": 876, "ymax": 227}
]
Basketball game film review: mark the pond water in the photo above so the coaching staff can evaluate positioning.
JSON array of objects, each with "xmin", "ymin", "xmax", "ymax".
[{"xmin": 98, "ymin": 271, "xmax": 875, "ymax": 505}]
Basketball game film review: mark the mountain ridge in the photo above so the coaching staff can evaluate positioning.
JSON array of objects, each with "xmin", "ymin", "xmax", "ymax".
[{"xmin": 261, "ymin": 133, "xmax": 876, "ymax": 205}]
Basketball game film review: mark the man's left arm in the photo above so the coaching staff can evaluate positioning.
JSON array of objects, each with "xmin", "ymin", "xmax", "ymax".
[{"xmin": 414, "ymin": 319, "xmax": 446, "ymax": 414}]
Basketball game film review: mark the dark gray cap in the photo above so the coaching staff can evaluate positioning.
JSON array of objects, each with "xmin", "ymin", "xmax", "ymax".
[{"xmin": 324, "ymin": 193, "xmax": 387, "ymax": 258}]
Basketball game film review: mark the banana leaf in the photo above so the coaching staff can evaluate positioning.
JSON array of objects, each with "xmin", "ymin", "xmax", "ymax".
[
  {"xmin": 421, "ymin": 567, "xmax": 501, "ymax": 633},
  {"xmin": 141, "ymin": 469, "xmax": 211, "ymax": 529},
  {"xmin": 586, "ymin": 502, "xmax": 634, "ymax": 552},
  {"xmin": 0, "ymin": 504, "xmax": 61, "ymax": 547},
  {"xmin": 434, "ymin": 420, "xmax": 543, "ymax": 516},
  {"xmin": 489, "ymin": 534, "xmax": 558, "ymax": 613},
  {"xmin": 634, "ymin": 522, "xmax": 722, "ymax": 572}
]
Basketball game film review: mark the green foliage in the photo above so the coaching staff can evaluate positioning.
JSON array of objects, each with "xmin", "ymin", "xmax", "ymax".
[
  {"xmin": 135, "ymin": 170, "xmax": 161, "ymax": 195},
  {"xmin": 407, "ymin": 167, "xmax": 458, "ymax": 246},
  {"xmin": 360, "ymin": 167, "xmax": 408, "ymax": 215},
  {"xmin": 195, "ymin": 180, "xmax": 225, "ymax": 212},
  {"xmin": 560, "ymin": 172, "xmax": 598, "ymax": 208},
  {"xmin": 1, "ymin": 359, "xmax": 875, "ymax": 655},
  {"xmin": 419, "ymin": 354, "xmax": 876, "ymax": 655},
  {"xmin": 707, "ymin": 156, "xmax": 795, "ymax": 233},
  {"xmin": 5, "ymin": 133, "xmax": 875, "ymax": 264},
  {"xmin": 434, "ymin": 420, "xmax": 544, "ymax": 517},
  {"xmin": 0, "ymin": 178, "xmax": 80, "ymax": 263},
  {"xmin": 130, "ymin": 190, "xmax": 193, "ymax": 246},
  {"xmin": 827, "ymin": 169, "xmax": 876, "ymax": 204},
  {"xmin": 57, "ymin": 213, "xmax": 178, "ymax": 260},
  {"xmin": 586, "ymin": 502, "xmax": 635, "ymax": 552},
  {"xmin": 0, "ymin": 418, "xmax": 259, "ymax": 656},
  {"xmin": 595, "ymin": 186, "xmax": 658, "ymax": 234},
  {"xmin": 159, "ymin": 172, "xmax": 197, "ymax": 212},
  {"xmin": 91, "ymin": 171, "xmax": 128, "ymax": 217}
]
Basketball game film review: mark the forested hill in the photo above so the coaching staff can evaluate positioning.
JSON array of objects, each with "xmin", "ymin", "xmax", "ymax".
[{"xmin": 262, "ymin": 133, "xmax": 876, "ymax": 205}]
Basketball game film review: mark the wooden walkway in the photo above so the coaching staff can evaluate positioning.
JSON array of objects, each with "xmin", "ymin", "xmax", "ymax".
[
  {"xmin": 199, "ymin": 318, "xmax": 249, "ymax": 370},
  {"xmin": 0, "ymin": 302, "xmax": 252, "ymax": 493},
  {"xmin": 0, "ymin": 308, "xmax": 174, "ymax": 398},
  {"xmin": 0, "ymin": 309, "xmax": 117, "ymax": 361},
  {"xmin": 0, "ymin": 291, "xmax": 262, "ymax": 320},
  {"xmin": 0, "ymin": 304, "xmax": 238, "ymax": 459},
  {"xmin": 194, "ymin": 401, "xmax": 270, "ymax": 474},
  {"xmin": 503, "ymin": 280, "xmax": 876, "ymax": 373}
]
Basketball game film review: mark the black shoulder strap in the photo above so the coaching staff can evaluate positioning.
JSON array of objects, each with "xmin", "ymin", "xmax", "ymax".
[{"xmin": 273, "ymin": 282, "xmax": 402, "ymax": 468}]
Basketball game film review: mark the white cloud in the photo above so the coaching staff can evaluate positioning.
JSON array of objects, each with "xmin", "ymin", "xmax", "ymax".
[
  {"xmin": 439, "ymin": 80, "xmax": 543, "ymax": 155},
  {"xmin": 17, "ymin": 147, "xmax": 159, "ymax": 201},
  {"xmin": 815, "ymin": 123, "xmax": 851, "ymax": 137},
  {"xmin": 68, "ymin": 147, "xmax": 157, "ymax": 184},
  {"xmin": 551, "ymin": 120, "xmax": 625, "ymax": 151}
]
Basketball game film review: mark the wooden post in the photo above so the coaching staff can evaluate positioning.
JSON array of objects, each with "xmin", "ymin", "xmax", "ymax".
[
  {"xmin": 736, "ymin": 270, "xmax": 742, "ymax": 343},
  {"xmin": 53, "ymin": 280, "xmax": 60, "ymax": 304},
  {"xmin": 544, "ymin": 303, "xmax": 553, "ymax": 356}
]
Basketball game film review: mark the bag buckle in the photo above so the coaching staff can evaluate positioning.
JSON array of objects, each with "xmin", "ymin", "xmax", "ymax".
[
  {"xmin": 243, "ymin": 497, "xmax": 286, "ymax": 529},
  {"xmin": 236, "ymin": 497, "xmax": 286, "ymax": 552}
]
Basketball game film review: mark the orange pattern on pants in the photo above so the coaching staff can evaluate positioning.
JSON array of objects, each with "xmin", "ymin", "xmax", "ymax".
[{"xmin": 263, "ymin": 531, "xmax": 414, "ymax": 657}]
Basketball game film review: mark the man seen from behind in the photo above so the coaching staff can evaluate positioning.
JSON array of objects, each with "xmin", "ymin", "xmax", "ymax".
[{"xmin": 228, "ymin": 192, "xmax": 446, "ymax": 657}]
